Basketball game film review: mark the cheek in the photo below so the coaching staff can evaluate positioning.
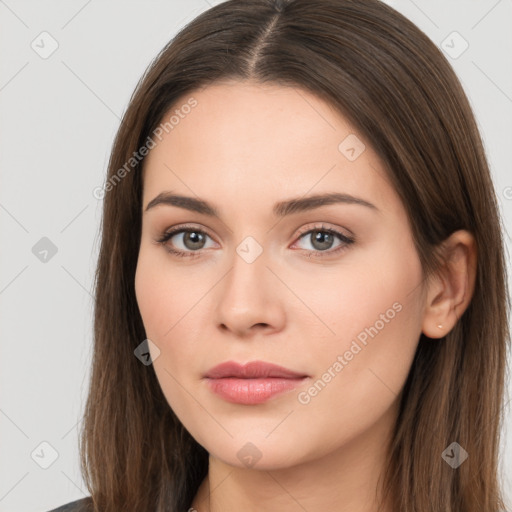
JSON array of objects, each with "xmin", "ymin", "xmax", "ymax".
[
  {"xmin": 283, "ymin": 239, "xmax": 423, "ymax": 348},
  {"xmin": 302, "ymin": 242, "xmax": 424, "ymax": 406},
  {"xmin": 134, "ymin": 248, "xmax": 213, "ymax": 386},
  {"xmin": 134, "ymin": 252, "xmax": 199, "ymax": 416},
  {"xmin": 285, "ymin": 255, "xmax": 423, "ymax": 457},
  {"xmin": 134, "ymin": 255, "xmax": 165, "ymax": 336},
  {"xmin": 134, "ymin": 247, "xmax": 198, "ymax": 339}
]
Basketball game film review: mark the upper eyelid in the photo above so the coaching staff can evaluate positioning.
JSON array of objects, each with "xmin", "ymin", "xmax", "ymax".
[{"xmin": 294, "ymin": 223, "xmax": 352, "ymax": 238}]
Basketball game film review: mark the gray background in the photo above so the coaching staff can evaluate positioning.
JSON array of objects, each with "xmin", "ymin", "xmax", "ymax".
[{"xmin": 0, "ymin": 1, "xmax": 511, "ymax": 511}]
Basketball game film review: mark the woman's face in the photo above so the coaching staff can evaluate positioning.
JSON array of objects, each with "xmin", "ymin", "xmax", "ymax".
[{"xmin": 135, "ymin": 80, "xmax": 426, "ymax": 470}]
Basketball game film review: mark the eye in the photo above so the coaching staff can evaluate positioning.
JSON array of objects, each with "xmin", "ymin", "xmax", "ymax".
[
  {"xmin": 155, "ymin": 224, "xmax": 216, "ymax": 258},
  {"xmin": 292, "ymin": 224, "xmax": 355, "ymax": 258}
]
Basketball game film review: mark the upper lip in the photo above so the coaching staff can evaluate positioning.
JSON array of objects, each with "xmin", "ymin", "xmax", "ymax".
[{"xmin": 204, "ymin": 360, "xmax": 308, "ymax": 379}]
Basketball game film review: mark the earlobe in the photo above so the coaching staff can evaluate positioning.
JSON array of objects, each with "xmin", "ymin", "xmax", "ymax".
[{"xmin": 421, "ymin": 230, "xmax": 477, "ymax": 339}]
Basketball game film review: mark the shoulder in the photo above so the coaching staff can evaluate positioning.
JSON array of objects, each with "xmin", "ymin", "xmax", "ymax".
[{"xmin": 46, "ymin": 496, "xmax": 93, "ymax": 512}]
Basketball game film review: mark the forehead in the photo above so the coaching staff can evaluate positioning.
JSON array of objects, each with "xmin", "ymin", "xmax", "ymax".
[{"xmin": 141, "ymin": 80, "xmax": 400, "ymax": 218}]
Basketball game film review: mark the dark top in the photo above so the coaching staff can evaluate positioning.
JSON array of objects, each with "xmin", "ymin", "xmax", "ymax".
[{"xmin": 47, "ymin": 497, "xmax": 93, "ymax": 511}]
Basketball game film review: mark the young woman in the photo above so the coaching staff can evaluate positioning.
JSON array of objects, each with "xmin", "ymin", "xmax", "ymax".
[{"xmin": 49, "ymin": 0, "xmax": 510, "ymax": 510}]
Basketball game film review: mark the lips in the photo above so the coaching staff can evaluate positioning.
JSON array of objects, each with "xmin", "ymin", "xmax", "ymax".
[
  {"xmin": 203, "ymin": 360, "xmax": 308, "ymax": 379},
  {"xmin": 203, "ymin": 360, "xmax": 309, "ymax": 405}
]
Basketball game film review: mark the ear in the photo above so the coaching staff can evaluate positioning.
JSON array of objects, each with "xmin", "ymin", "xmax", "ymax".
[{"xmin": 421, "ymin": 230, "xmax": 477, "ymax": 339}]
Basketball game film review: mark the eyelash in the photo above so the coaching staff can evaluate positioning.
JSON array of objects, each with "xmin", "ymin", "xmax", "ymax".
[{"xmin": 155, "ymin": 223, "xmax": 355, "ymax": 260}]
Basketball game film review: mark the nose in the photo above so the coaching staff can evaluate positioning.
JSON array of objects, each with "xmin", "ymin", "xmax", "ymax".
[{"xmin": 214, "ymin": 247, "xmax": 286, "ymax": 338}]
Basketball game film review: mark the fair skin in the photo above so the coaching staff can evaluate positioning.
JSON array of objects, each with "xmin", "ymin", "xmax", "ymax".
[{"xmin": 134, "ymin": 80, "xmax": 476, "ymax": 512}]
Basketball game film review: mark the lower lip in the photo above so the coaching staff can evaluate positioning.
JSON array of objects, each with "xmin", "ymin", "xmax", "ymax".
[{"xmin": 205, "ymin": 377, "xmax": 307, "ymax": 405}]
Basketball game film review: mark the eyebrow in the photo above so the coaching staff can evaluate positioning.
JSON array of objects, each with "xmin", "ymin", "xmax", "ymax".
[{"xmin": 144, "ymin": 191, "xmax": 378, "ymax": 217}]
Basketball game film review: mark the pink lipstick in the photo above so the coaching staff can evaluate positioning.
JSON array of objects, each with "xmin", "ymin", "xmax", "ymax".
[{"xmin": 203, "ymin": 360, "xmax": 309, "ymax": 405}]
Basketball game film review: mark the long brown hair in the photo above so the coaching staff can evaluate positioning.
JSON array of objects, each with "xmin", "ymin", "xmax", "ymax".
[{"xmin": 80, "ymin": 0, "xmax": 511, "ymax": 510}]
